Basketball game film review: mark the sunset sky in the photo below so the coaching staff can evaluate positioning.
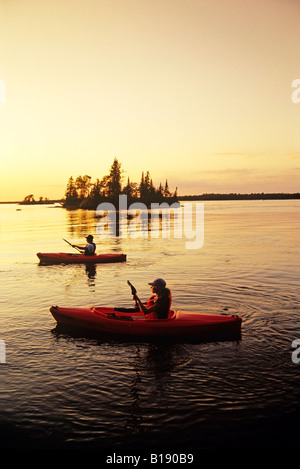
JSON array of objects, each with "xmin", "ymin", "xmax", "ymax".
[{"xmin": 0, "ymin": 0, "xmax": 300, "ymax": 201}]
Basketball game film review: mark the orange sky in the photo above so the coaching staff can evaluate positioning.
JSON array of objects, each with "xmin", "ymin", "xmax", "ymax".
[{"xmin": 1, "ymin": 0, "xmax": 300, "ymax": 201}]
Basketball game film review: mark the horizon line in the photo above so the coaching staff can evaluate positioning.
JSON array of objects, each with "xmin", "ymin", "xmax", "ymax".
[{"xmin": 1, "ymin": 191, "xmax": 300, "ymax": 204}]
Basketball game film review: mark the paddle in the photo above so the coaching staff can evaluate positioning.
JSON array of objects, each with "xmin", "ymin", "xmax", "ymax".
[
  {"xmin": 127, "ymin": 280, "xmax": 137, "ymax": 296},
  {"xmin": 127, "ymin": 280, "xmax": 149, "ymax": 316},
  {"xmin": 113, "ymin": 281, "xmax": 139, "ymax": 313},
  {"xmin": 63, "ymin": 238, "xmax": 82, "ymax": 253}
]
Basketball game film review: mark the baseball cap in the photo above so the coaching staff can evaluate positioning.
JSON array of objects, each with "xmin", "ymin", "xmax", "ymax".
[{"xmin": 148, "ymin": 278, "xmax": 166, "ymax": 288}]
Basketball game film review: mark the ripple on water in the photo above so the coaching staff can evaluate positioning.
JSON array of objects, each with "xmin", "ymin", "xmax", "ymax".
[{"xmin": 1, "ymin": 201, "xmax": 300, "ymax": 449}]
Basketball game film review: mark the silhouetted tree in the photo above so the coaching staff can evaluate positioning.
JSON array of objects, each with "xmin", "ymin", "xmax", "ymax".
[
  {"xmin": 75, "ymin": 175, "xmax": 91, "ymax": 199},
  {"xmin": 65, "ymin": 176, "xmax": 78, "ymax": 205},
  {"xmin": 107, "ymin": 157, "xmax": 123, "ymax": 204},
  {"xmin": 63, "ymin": 158, "xmax": 178, "ymax": 209},
  {"xmin": 22, "ymin": 194, "xmax": 35, "ymax": 203}
]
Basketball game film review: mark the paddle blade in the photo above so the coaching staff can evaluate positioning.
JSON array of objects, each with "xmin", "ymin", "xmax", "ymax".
[{"xmin": 127, "ymin": 280, "xmax": 137, "ymax": 295}]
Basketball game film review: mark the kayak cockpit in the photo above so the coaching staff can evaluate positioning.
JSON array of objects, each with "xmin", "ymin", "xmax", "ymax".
[{"xmin": 92, "ymin": 307, "xmax": 176, "ymax": 321}]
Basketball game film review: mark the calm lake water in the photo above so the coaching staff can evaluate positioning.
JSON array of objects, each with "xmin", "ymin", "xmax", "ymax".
[{"xmin": 1, "ymin": 199, "xmax": 300, "ymax": 453}]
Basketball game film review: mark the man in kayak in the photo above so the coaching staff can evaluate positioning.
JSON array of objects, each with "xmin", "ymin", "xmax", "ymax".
[
  {"xmin": 133, "ymin": 278, "xmax": 172, "ymax": 319},
  {"xmin": 72, "ymin": 235, "xmax": 96, "ymax": 256}
]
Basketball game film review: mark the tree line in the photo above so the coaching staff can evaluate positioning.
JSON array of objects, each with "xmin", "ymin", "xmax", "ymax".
[
  {"xmin": 20, "ymin": 195, "xmax": 51, "ymax": 204},
  {"xmin": 63, "ymin": 158, "xmax": 178, "ymax": 209}
]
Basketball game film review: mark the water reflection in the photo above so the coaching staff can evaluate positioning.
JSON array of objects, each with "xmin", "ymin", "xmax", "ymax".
[
  {"xmin": 66, "ymin": 206, "xmax": 183, "ymax": 240},
  {"xmin": 125, "ymin": 344, "xmax": 191, "ymax": 436},
  {"xmin": 85, "ymin": 263, "xmax": 97, "ymax": 280},
  {"xmin": 66, "ymin": 210, "xmax": 97, "ymax": 238},
  {"xmin": 49, "ymin": 328, "xmax": 191, "ymax": 439},
  {"xmin": 125, "ymin": 364, "xmax": 143, "ymax": 434},
  {"xmin": 3, "ymin": 201, "xmax": 300, "ymax": 449}
]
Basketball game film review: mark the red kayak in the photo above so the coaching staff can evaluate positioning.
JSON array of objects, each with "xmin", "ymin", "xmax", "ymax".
[
  {"xmin": 37, "ymin": 252, "xmax": 126, "ymax": 264},
  {"xmin": 50, "ymin": 305, "xmax": 242, "ymax": 341}
]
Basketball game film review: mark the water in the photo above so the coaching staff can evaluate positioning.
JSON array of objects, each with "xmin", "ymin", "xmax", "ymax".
[{"xmin": 1, "ymin": 200, "xmax": 300, "ymax": 451}]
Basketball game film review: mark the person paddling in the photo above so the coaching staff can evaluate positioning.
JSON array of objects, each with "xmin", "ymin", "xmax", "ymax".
[
  {"xmin": 132, "ymin": 278, "xmax": 172, "ymax": 319},
  {"xmin": 72, "ymin": 235, "xmax": 96, "ymax": 256}
]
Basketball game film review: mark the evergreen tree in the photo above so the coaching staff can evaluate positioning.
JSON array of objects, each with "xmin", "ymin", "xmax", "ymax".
[
  {"xmin": 139, "ymin": 172, "xmax": 146, "ymax": 201},
  {"xmin": 163, "ymin": 179, "xmax": 171, "ymax": 197},
  {"xmin": 122, "ymin": 177, "xmax": 135, "ymax": 203},
  {"xmin": 75, "ymin": 175, "xmax": 91, "ymax": 199},
  {"xmin": 65, "ymin": 177, "xmax": 78, "ymax": 204},
  {"xmin": 155, "ymin": 183, "xmax": 165, "ymax": 203},
  {"xmin": 89, "ymin": 178, "xmax": 104, "ymax": 203},
  {"xmin": 107, "ymin": 157, "xmax": 123, "ymax": 203},
  {"xmin": 63, "ymin": 158, "xmax": 178, "ymax": 209}
]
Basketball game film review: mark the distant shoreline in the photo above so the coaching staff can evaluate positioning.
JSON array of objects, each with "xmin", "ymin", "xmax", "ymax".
[
  {"xmin": 1, "ymin": 192, "xmax": 300, "ymax": 204},
  {"xmin": 0, "ymin": 200, "xmax": 63, "ymax": 205},
  {"xmin": 178, "ymin": 192, "xmax": 300, "ymax": 201}
]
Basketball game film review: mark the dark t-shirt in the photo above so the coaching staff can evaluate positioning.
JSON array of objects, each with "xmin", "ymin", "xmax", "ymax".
[{"xmin": 152, "ymin": 288, "xmax": 171, "ymax": 319}]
